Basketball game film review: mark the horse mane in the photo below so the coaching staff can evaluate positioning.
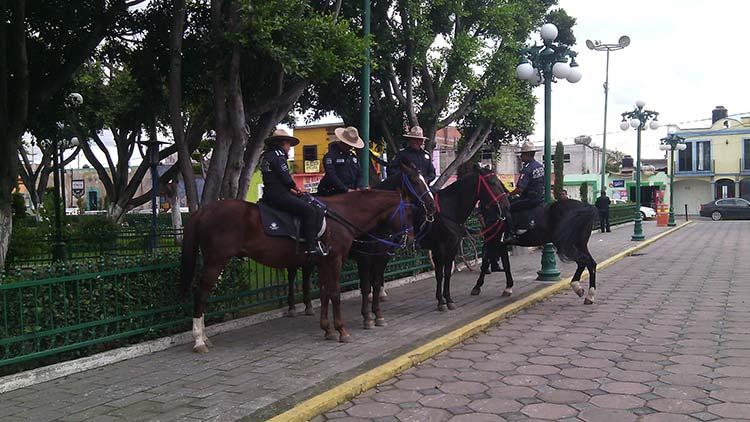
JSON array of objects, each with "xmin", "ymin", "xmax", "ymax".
[{"xmin": 435, "ymin": 168, "xmax": 481, "ymax": 222}]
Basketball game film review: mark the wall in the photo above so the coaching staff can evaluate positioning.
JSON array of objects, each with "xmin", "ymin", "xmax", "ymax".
[
  {"xmin": 673, "ymin": 178, "xmax": 712, "ymax": 214},
  {"xmin": 292, "ymin": 125, "xmax": 335, "ymax": 175}
]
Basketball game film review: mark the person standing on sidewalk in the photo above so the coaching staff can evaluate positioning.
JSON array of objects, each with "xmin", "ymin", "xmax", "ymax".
[{"xmin": 595, "ymin": 190, "xmax": 611, "ymax": 233}]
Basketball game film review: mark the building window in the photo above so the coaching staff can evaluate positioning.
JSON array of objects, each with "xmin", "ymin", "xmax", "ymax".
[
  {"xmin": 696, "ymin": 141, "xmax": 711, "ymax": 171},
  {"xmin": 480, "ymin": 149, "xmax": 494, "ymax": 161},
  {"xmin": 678, "ymin": 142, "xmax": 693, "ymax": 171},
  {"xmin": 551, "ymin": 153, "xmax": 571, "ymax": 163},
  {"xmin": 744, "ymin": 139, "xmax": 750, "ymax": 171},
  {"xmin": 303, "ymin": 145, "xmax": 318, "ymax": 161}
]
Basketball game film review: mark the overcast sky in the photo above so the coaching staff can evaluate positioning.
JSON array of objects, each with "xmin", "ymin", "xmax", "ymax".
[
  {"xmin": 48, "ymin": 0, "xmax": 750, "ymax": 169},
  {"xmin": 533, "ymin": 0, "xmax": 750, "ymax": 159}
]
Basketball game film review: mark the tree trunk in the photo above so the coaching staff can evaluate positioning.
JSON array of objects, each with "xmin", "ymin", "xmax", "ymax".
[
  {"xmin": 220, "ymin": 21, "xmax": 248, "ymax": 199},
  {"xmin": 432, "ymin": 123, "xmax": 492, "ymax": 189},
  {"xmin": 169, "ymin": 186, "xmax": 183, "ymax": 243},
  {"xmin": 0, "ymin": 202, "xmax": 10, "ymax": 269}
]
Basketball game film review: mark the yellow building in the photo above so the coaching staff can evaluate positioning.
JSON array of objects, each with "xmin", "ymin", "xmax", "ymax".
[
  {"xmin": 290, "ymin": 122, "xmax": 344, "ymax": 193},
  {"xmin": 669, "ymin": 106, "xmax": 750, "ymax": 214}
]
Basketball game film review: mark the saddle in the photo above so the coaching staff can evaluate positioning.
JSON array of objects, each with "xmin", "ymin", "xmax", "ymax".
[
  {"xmin": 512, "ymin": 203, "xmax": 546, "ymax": 231},
  {"xmin": 258, "ymin": 200, "xmax": 327, "ymax": 241}
]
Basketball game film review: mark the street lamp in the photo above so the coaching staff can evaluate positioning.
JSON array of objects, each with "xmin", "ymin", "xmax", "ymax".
[
  {"xmin": 586, "ymin": 36, "xmax": 630, "ymax": 195},
  {"xmin": 620, "ymin": 100, "xmax": 659, "ymax": 241},
  {"xmin": 516, "ymin": 22, "xmax": 582, "ymax": 281},
  {"xmin": 51, "ymin": 94, "xmax": 83, "ymax": 260},
  {"xmin": 659, "ymin": 131, "xmax": 687, "ymax": 227}
]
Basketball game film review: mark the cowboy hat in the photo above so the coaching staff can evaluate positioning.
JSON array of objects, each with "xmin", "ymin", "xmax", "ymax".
[
  {"xmin": 265, "ymin": 128, "xmax": 300, "ymax": 146},
  {"xmin": 517, "ymin": 140, "xmax": 541, "ymax": 153},
  {"xmin": 333, "ymin": 126, "xmax": 365, "ymax": 149},
  {"xmin": 403, "ymin": 126, "xmax": 427, "ymax": 140}
]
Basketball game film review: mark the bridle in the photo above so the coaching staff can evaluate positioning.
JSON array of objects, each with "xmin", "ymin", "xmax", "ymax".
[
  {"xmin": 400, "ymin": 172, "xmax": 435, "ymax": 222},
  {"xmin": 476, "ymin": 172, "xmax": 509, "ymax": 242}
]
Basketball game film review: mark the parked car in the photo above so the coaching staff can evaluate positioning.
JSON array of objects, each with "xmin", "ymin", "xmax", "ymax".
[
  {"xmin": 700, "ymin": 198, "xmax": 750, "ymax": 221},
  {"xmin": 611, "ymin": 199, "xmax": 656, "ymax": 220}
]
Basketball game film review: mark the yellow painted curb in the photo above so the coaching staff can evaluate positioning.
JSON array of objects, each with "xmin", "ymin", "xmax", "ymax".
[{"xmin": 267, "ymin": 221, "xmax": 693, "ymax": 422}]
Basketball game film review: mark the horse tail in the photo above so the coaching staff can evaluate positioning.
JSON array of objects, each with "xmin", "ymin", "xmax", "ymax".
[
  {"xmin": 553, "ymin": 204, "xmax": 597, "ymax": 262},
  {"xmin": 179, "ymin": 209, "xmax": 201, "ymax": 300}
]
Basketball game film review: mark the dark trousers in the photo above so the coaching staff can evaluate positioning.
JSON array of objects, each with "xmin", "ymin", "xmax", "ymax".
[
  {"xmin": 598, "ymin": 210, "xmax": 610, "ymax": 232},
  {"xmin": 264, "ymin": 187, "xmax": 319, "ymax": 248},
  {"xmin": 506, "ymin": 196, "xmax": 543, "ymax": 234}
]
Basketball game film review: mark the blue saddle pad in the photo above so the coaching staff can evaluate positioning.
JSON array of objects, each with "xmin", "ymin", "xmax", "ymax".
[{"xmin": 258, "ymin": 201, "xmax": 326, "ymax": 241}]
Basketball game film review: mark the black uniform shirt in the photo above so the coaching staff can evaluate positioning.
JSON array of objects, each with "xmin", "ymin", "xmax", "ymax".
[
  {"xmin": 517, "ymin": 158, "xmax": 545, "ymax": 201},
  {"xmin": 389, "ymin": 147, "xmax": 436, "ymax": 184},
  {"xmin": 260, "ymin": 147, "xmax": 295, "ymax": 190},
  {"xmin": 318, "ymin": 143, "xmax": 363, "ymax": 195}
]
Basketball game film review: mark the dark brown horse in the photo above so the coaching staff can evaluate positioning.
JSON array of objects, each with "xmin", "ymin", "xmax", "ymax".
[
  {"xmin": 351, "ymin": 165, "xmax": 509, "ymax": 325},
  {"xmin": 470, "ymin": 197, "xmax": 599, "ymax": 304},
  {"xmin": 179, "ymin": 187, "xmax": 428, "ymax": 351}
]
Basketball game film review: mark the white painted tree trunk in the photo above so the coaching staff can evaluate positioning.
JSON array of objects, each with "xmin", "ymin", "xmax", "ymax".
[
  {"xmin": 170, "ymin": 193, "xmax": 183, "ymax": 244},
  {"xmin": 0, "ymin": 203, "xmax": 12, "ymax": 269}
]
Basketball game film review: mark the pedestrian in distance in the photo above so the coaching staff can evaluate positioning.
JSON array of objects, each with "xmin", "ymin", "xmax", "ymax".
[{"xmin": 595, "ymin": 189, "xmax": 611, "ymax": 233}]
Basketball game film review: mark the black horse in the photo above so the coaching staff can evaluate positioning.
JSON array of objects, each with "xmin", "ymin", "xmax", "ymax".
[{"xmin": 470, "ymin": 196, "xmax": 599, "ymax": 304}]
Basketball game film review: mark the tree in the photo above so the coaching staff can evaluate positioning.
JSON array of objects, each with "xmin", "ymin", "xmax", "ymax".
[
  {"xmin": 553, "ymin": 141, "xmax": 564, "ymax": 200},
  {"xmin": 579, "ymin": 181, "xmax": 589, "ymax": 204},
  {"xmin": 606, "ymin": 148, "xmax": 625, "ymax": 173},
  {"xmin": 1, "ymin": 0, "xmax": 148, "ymax": 267}
]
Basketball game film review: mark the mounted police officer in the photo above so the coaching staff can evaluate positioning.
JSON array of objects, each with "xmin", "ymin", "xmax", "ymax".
[
  {"xmin": 317, "ymin": 126, "xmax": 365, "ymax": 196},
  {"xmin": 504, "ymin": 141, "xmax": 545, "ymax": 243},
  {"xmin": 388, "ymin": 126, "xmax": 436, "ymax": 185},
  {"xmin": 259, "ymin": 129, "xmax": 324, "ymax": 256}
]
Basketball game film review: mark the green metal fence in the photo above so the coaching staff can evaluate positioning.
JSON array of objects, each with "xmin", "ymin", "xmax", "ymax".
[{"xmin": 592, "ymin": 203, "xmax": 637, "ymax": 228}]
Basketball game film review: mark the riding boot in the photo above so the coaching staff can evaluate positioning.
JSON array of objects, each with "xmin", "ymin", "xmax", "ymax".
[
  {"xmin": 303, "ymin": 210, "xmax": 324, "ymax": 257},
  {"xmin": 502, "ymin": 212, "xmax": 518, "ymax": 244}
]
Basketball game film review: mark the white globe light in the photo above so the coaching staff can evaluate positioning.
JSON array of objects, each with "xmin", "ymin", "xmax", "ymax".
[
  {"xmin": 677, "ymin": 143, "xmax": 688, "ymax": 151},
  {"xmin": 659, "ymin": 144, "xmax": 670, "ymax": 151},
  {"xmin": 552, "ymin": 62, "xmax": 571, "ymax": 79},
  {"xmin": 540, "ymin": 23, "xmax": 558, "ymax": 41},
  {"xmin": 68, "ymin": 92, "xmax": 83, "ymax": 105},
  {"xmin": 667, "ymin": 126, "xmax": 677, "ymax": 134},
  {"xmin": 532, "ymin": 70, "xmax": 543, "ymax": 86},
  {"xmin": 635, "ymin": 100, "xmax": 645, "ymax": 108},
  {"xmin": 630, "ymin": 118, "xmax": 641, "ymax": 129},
  {"xmin": 566, "ymin": 67, "xmax": 582, "ymax": 83},
  {"xmin": 649, "ymin": 120, "xmax": 660, "ymax": 130},
  {"xmin": 70, "ymin": 137, "xmax": 79, "ymax": 146},
  {"xmin": 516, "ymin": 62, "xmax": 535, "ymax": 81},
  {"xmin": 620, "ymin": 121, "xmax": 630, "ymax": 131}
]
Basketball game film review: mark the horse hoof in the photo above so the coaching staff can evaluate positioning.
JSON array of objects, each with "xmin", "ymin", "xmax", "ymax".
[
  {"xmin": 363, "ymin": 320, "xmax": 375, "ymax": 329},
  {"xmin": 304, "ymin": 307, "xmax": 315, "ymax": 316},
  {"xmin": 375, "ymin": 318, "xmax": 387, "ymax": 327},
  {"xmin": 447, "ymin": 302, "xmax": 457, "ymax": 310},
  {"xmin": 324, "ymin": 331, "xmax": 337, "ymax": 341},
  {"xmin": 379, "ymin": 294, "xmax": 388, "ymax": 302},
  {"xmin": 339, "ymin": 334, "xmax": 352, "ymax": 343},
  {"xmin": 575, "ymin": 289, "xmax": 585, "ymax": 298},
  {"xmin": 285, "ymin": 308, "xmax": 297, "ymax": 317},
  {"xmin": 471, "ymin": 287, "xmax": 481, "ymax": 296},
  {"xmin": 192, "ymin": 344, "xmax": 209, "ymax": 354},
  {"xmin": 584, "ymin": 298, "xmax": 595, "ymax": 305},
  {"xmin": 501, "ymin": 289, "xmax": 512, "ymax": 297},
  {"xmin": 437, "ymin": 304, "xmax": 447, "ymax": 312}
]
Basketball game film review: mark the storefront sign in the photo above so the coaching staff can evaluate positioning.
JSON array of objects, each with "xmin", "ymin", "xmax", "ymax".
[{"xmin": 72, "ymin": 179, "xmax": 85, "ymax": 198}]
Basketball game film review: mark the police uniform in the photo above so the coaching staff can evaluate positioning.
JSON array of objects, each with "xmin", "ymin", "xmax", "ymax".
[
  {"xmin": 260, "ymin": 146, "xmax": 320, "ymax": 253},
  {"xmin": 317, "ymin": 142, "xmax": 363, "ymax": 196},
  {"xmin": 510, "ymin": 158, "xmax": 545, "ymax": 212},
  {"xmin": 389, "ymin": 147, "xmax": 436, "ymax": 184}
]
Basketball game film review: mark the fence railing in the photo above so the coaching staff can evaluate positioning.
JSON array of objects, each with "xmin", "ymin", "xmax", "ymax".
[{"xmin": 592, "ymin": 203, "xmax": 637, "ymax": 228}]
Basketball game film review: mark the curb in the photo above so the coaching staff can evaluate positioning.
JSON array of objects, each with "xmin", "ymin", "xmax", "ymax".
[
  {"xmin": 267, "ymin": 221, "xmax": 693, "ymax": 422},
  {"xmin": 0, "ymin": 259, "xmax": 475, "ymax": 394}
]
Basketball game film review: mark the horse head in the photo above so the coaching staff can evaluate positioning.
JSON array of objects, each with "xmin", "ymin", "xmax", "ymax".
[
  {"xmin": 475, "ymin": 164, "xmax": 510, "ymax": 211},
  {"xmin": 398, "ymin": 160, "xmax": 437, "ymax": 222}
]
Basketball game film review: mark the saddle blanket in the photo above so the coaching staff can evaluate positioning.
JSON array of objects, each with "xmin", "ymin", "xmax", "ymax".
[
  {"xmin": 258, "ymin": 201, "xmax": 326, "ymax": 241},
  {"xmin": 513, "ymin": 203, "xmax": 545, "ymax": 230}
]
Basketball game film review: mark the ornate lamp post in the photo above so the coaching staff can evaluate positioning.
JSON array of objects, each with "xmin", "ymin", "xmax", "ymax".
[
  {"xmin": 51, "ymin": 93, "xmax": 83, "ymax": 260},
  {"xmin": 659, "ymin": 130, "xmax": 687, "ymax": 227},
  {"xmin": 516, "ymin": 23, "xmax": 582, "ymax": 281},
  {"xmin": 620, "ymin": 100, "xmax": 659, "ymax": 241},
  {"xmin": 586, "ymin": 36, "xmax": 630, "ymax": 194}
]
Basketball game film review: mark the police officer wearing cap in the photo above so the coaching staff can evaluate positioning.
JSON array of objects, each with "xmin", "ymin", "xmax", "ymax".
[
  {"xmin": 503, "ymin": 141, "xmax": 545, "ymax": 243},
  {"xmin": 317, "ymin": 126, "xmax": 365, "ymax": 196},
  {"xmin": 259, "ymin": 129, "xmax": 323, "ymax": 256},
  {"xmin": 388, "ymin": 126, "xmax": 436, "ymax": 185}
]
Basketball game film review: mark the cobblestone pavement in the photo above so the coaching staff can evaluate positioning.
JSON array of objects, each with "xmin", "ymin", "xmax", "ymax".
[
  {"xmin": 319, "ymin": 221, "xmax": 750, "ymax": 422},
  {"xmin": 0, "ymin": 221, "xmax": 674, "ymax": 422}
]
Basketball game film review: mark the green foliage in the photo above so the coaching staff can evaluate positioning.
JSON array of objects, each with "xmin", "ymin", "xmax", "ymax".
[
  {"xmin": 11, "ymin": 192, "xmax": 27, "ymax": 219},
  {"xmin": 545, "ymin": 8, "xmax": 577, "ymax": 46},
  {"xmin": 553, "ymin": 142, "xmax": 564, "ymax": 200},
  {"xmin": 579, "ymin": 182, "xmax": 589, "ymax": 204},
  {"xmin": 606, "ymin": 149, "xmax": 625, "ymax": 173}
]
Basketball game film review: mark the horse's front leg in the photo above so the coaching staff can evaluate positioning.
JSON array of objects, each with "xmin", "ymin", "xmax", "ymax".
[
  {"xmin": 570, "ymin": 262, "xmax": 586, "ymax": 298},
  {"xmin": 433, "ymin": 251, "xmax": 447, "ymax": 311},
  {"xmin": 499, "ymin": 245, "xmax": 514, "ymax": 297},
  {"xmin": 584, "ymin": 254, "xmax": 597, "ymax": 305},
  {"xmin": 285, "ymin": 267, "xmax": 298, "ymax": 317},
  {"xmin": 356, "ymin": 255, "xmax": 374, "ymax": 329},
  {"xmin": 443, "ymin": 257, "xmax": 457, "ymax": 310},
  {"xmin": 302, "ymin": 264, "xmax": 314, "ymax": 316},
  {"xmin": 321, "ymin": 254, "xmax": 349, "ymax": 342},
  {"xmin": 372, "ymin": 256, "xmax": 388, "ymax": 326}
]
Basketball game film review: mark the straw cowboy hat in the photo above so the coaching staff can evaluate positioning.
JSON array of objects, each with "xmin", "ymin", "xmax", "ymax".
[
  {"xmin": 264, "ymin": 128, "xmax": 300, "ymax": 146},
  {"xmin": 403, "ymin": 126, "xmax": 428, "ymax": 140},
  {"xmin": 518, "ymin": 140, "xmax": 541, "ymax": 153},
  {"xmin": 333, "ymin": 126, "xmax": 365, "ymax": 149}
]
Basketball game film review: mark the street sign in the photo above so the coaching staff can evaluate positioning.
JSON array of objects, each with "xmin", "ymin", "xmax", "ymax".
[
  {"xmin": 72, "ymin": 179, "xmax": 85, "ymax": 198},
  {"xmin": 612, "ymin": 179, "xmax": 625, "ymax": 188}
]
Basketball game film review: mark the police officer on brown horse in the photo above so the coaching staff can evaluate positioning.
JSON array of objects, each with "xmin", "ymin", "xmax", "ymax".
[
  {"xmin": 317, "ymin": 126, "xmax": 365, "ymax": 196},
  {"xmin": 504, "ymin": 141, "xmax": 545, "ymax": 243},
  {"xmin": 259, "ymin": 129, "xmax": 324, "ymax": 256}
]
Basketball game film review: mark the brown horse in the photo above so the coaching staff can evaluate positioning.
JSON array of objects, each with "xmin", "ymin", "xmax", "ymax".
[{"xmin": 179, "ymin": 186, "xmax": 429, "ymax": 351}]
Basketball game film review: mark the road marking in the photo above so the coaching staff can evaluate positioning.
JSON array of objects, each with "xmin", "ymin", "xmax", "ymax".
[{"xmin": 267, "ymin": 221, "xmax": 693, "ymax": 422}]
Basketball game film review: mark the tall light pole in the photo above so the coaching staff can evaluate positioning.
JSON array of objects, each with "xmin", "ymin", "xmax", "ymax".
[
  {"xmin": 586, "ymin": 36, "xmax": 630, "ymax": 193},
  {"xmin": 359, "ymin": 0, "xmax": 371, "ymax": 187},
  {"xmin": 516, "ymin": 23, "xmax": 582, "ymax": 281},
  {"xmin": 659, "ymin": 131, "xmax": 686, "ymax": 227},
  {"xmin": 620, "ymin": 100, "xmax": 659, "ymax": 241}
]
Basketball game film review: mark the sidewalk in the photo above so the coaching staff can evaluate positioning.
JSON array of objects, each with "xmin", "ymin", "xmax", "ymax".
[
  {"xmin": 321, "ymin": 221, "xmax": 750, "ymax": 422},
  {"xmin": 0, "ymin": 221, "xmax": 676, "ymax": 422}
]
